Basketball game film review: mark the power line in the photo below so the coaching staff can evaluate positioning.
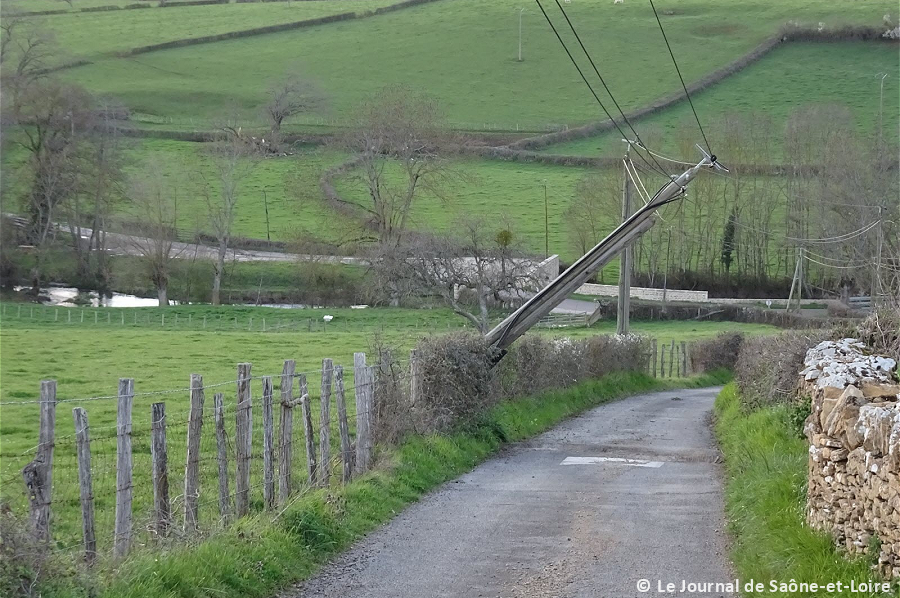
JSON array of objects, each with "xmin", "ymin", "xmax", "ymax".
[
  {"xmin": 533, "ymin": 0, "xmax": 669, "ymax": 178},
  {"xmin": 647, "ymin": 0, "xmax": 712, "ymax": 156},
  {"xmin": 551, "ymin": 0, "xmax": 669, "ymax": 176},
  {"xmin": 785, "ymin": 220, "xmax": 880, "ymax": 244}
]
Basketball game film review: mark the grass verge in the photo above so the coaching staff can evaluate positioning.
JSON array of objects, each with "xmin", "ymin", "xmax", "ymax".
[
  {"xmin": 713, "ymin": 383, "xmax": 899, "ymax": 597},
  {"xmin": 39, "ymin": 369, "xmax": 729, "ymax": 598}
]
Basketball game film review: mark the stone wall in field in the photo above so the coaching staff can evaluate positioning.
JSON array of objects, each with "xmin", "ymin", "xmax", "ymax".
[{"xmin": 801, "ymin": 339, "xmax": 900, "ymax": 579}]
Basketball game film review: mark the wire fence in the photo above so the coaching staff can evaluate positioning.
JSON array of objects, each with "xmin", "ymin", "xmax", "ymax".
[
  {"xmin": 1, "ymin": 354, "xmax": 408, "ymax": 567},
  {"xmin": 0, "ymin": 302, "xmax": 476, "ymax": 334},
  {"xmin": 1, "ymin": 330, "xmax": 696, "ymax": 571}
]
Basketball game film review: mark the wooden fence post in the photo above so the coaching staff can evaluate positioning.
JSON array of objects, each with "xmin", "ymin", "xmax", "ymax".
[
  {"xmin": 22, "ymin": 380, "xmax": 56, "ymax": 543},
  {"xmin": 365, "ymin": 366, "xmax": 375, "ymax": 465},
  {"xmin": 213, "ymin": 393, "xmax": 230, "ymax": 522},
  {"xmin": 319, "ymin": 359, "xmax": 334, "ymax": 487},
  {"xmin": 409, "ymin": 349, "xmax": 422, "ymax": 407},
  {"xmin": 334, "ymin": 365, "xmax": 352, "ymax": 484},
  {"xmin": 651, "ymin": 339, "xmax": 658, "ymax": 378},
  {"xmin": 184, "ymin": 374, "xmax": 204, "ymax": 531},
  {"xmin": 669, "ymin": 340, "xmax": 676, "ymax": 378},
  {"xmin": 681, "ymin": 341, "xmax": 688, "ymax": 377},
  {"xmin": 660, "ymin": 345, "xmax": 667, "ymax": 378},
  {"xmin": 299, "ymin": 374, "xmax": 317, "ymax": 484},
  {"xmin": 114, "ymin": 378, "xmax": 134, "ymax": 559},
  {"xmin": 72, "ymin": 407, "xmax": 96, "ymax": 564},
  {"xmin": 354, "ymin": 353, "xmax": 371, "ymax": 473},
  {"xmin": 261, "ymin": 376, "xmax": 275, "ymax": 509},
  {"xmin": 235, "ymin": 363, "xmax": 252, "ymax": 518},
  {"xmin": 278, "ymin": 360, "xmax": 296, "ymax": 504},
  {"xmin": 150, "ymin": 402, "xmax": 170, "ymax": 537}
]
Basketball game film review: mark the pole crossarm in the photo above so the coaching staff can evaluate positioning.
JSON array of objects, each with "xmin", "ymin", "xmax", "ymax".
[{"xmin": 485, "ymin": 155, "xmax": 715, "ymax": 351}]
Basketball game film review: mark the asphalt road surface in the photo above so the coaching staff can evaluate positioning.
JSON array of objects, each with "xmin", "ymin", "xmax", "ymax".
[{"xmin": 286, "ymin": 386, "xmax": 734, "ymax": 598}]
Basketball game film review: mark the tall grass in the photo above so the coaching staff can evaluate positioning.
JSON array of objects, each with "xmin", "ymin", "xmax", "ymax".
[{"xmin": 713, "ymin": 383, "xmax": 898, "ymax": 597}]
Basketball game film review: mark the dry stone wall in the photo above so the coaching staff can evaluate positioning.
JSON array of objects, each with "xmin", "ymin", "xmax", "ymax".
[{"xmin": 801, "ymin": 339, "xmax": 900, "ymax": 578}]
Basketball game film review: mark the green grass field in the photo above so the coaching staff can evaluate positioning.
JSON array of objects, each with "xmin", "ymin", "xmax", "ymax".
[
  {"xmin": 541, "ymin": 42, "xmax": 900, "ymax": 158},
  {"xmin": 21, "ymin": 0, "xmax": 399, "ymax": 63},
  {"xmin": 60, "ymin": 0, "xmax": 895, "ymax": 128},
  {"xmin": 2, "ymin": 138, "xmax": 600, "ymax": 259},
  {"xmin": 0, "ymin": 304, "xmax": 773, "ymax": 557}
]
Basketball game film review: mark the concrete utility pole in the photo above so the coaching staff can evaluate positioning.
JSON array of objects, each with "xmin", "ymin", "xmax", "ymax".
[
  {"xmin": 876, "ymin": 73, "xmax": 888, "ymax": 149},
  {"xmin": 486, "ymin": 152, "xmax": 723, "ymax": 351},
  {"xmin": 872, "ymin": 206, "xmax": 884, "ymax": 304},
  {"xmin": 616, "ymin": 161, "xmax": 633, "ymax": 336},
  {"xmin": 517, "ymin": 8, "xmax": 526, "ymax": 62},
  {"xmin": 786, "ymin": 247, "xmax": 804, "ymax": 313},
  {"xmin": 542, "ymin": 179, "xmax": 549, "ymax": 258}
]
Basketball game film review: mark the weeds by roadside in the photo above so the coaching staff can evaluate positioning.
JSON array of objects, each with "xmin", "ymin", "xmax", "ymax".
[{"xmin": 713, "ymin": 383, "xmax": 898, "ymax": 597}]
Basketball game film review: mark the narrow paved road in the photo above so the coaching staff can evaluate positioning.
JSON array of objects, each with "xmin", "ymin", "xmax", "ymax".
[{"xmin": 286, "ymin": 386, "xmax": 734, "ymax": 598}]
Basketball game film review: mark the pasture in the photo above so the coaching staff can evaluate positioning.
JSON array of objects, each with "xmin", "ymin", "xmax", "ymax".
[
  {"xmin": 59, "ymin": 0, "xmax": 896, "ymax": 128},
  {"xmin": 12, "ymin": 0, "xmax": 400, "ymax": 63},
  {"xmin": 540, "ymin": 42, "xmax": 900, "ymax": 158},
  {"xmin": 0, "ymin": 303, "xmax": 776, "ymax": 551}
]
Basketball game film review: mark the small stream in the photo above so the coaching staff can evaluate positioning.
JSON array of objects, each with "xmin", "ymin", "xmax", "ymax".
[
  {"xmin": 15, "ymin": 285, "xmax": 371, "ymax": 310},
  {"xmin": 15, "ymin": 285, "xmax": 164, "ymax": 308}
]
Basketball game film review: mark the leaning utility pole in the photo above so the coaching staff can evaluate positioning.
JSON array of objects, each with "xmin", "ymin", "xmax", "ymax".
[
  {"xmin": 616, "ymin": 160, "xmax": 633, "ymax": 335},
  {"xmin": 486, "ymin": 150, "xmax": 725, "ymax": 351},
  {"xmin": 786, "ymin": 247, "xmax": 804, "ymax": 313}
]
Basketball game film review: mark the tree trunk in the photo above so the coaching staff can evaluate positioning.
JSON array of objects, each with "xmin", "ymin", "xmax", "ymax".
[
  {"xmin": 158, "ymin": 285, "xmax": 168, "ymax": 307},
  {"xmin": 212, "ymin": 239, "xmax": 227, "ymax": 306}
]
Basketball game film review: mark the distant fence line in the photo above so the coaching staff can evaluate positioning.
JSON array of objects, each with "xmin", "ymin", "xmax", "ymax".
[{"xmin": 0, "ymin": 303, "xmax": 474, "ymax": 333}]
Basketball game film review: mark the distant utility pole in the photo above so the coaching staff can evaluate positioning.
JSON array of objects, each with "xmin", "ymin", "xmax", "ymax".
[
  {"xmin": 617, "ymin": 161, "xmax": 633, "ymax": 335},
  {"xmin": 517, "ymin": 7, "xmax": 526, "ymax": 62},
  {"xmin": 263, "ymin": 190, "xmax": 271, "ymax": 242},
  {"xmin": 786, "ymin": 247, "xmax": 804, "ymax": 313},
  {"xmin": 872, "ymin": 205, "xmax": 884, "ymax": 303},
  {"xmin": 542, "ymin": 179, "xmax": 549, "ymax": 258},
  {"xmin": 876, "ymin": 73, "xmax": 888, "ymax": 148}
]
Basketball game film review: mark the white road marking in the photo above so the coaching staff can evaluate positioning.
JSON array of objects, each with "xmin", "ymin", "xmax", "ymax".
[{"xmin": 561, "ymin": 456, "xmax": 664, "ymax": 468}]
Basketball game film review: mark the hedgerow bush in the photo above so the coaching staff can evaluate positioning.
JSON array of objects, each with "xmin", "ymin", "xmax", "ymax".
[
  {"xmin": 734, "ymin": 331, "xmax": 831, "ymax": 409},
  {"xmin": 373, "ymin": 333, "xmax": 650, "ymax": 438},
  {"xmin": 690, "ymin": 332, "xmax": 745, "ymax": 373}
]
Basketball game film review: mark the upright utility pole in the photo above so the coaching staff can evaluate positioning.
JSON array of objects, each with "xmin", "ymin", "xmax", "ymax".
[
  {"xmin": 263, "ymin": 190, "xmax": 271, "ymax": 242},
  {"xmin": 872, "ymin": 206, "xmax": 884, "ymax": 303},
  {"xmin": 876, "ymin": 73, "xmax": 888, "ymax": 149},
  {"xmin": 517, "ymin": 8, "xmax": 526, "ymax": 62},
  {"xmin": 617, "ymin": 161, "xmax": 633, "ymax": 335},
  {"xmin": 543, "ymin": 179, "xmax": 549, "ymax": 258}
]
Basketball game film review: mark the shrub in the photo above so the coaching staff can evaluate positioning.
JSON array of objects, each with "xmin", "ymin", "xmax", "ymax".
[
  {"xmin": 855, "ymin": 308, "xmax": 900, "ymax": 363},
  {"xmin": 734, "ymin": 330, "xmax": 830, "ymax": 409},
  {"xmin": 373, "ymin": 332, "xmax": 650, "ymax": 438},
  {"xmin": 690, "ymin": 332, "xmax": 745, "ymax": 373}
]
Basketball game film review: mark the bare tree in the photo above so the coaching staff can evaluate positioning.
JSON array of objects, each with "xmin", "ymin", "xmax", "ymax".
[
  {"xmin": 263, "ymin": 74, "xmax": 325, "ymax": 150},
  {"xmin": 371, "ymin": 220, "xmax": 542, "ymax": 332},
  {"xmin": 127, "ymin": 161, "xmax": 183, "ymax": 306},
  {"xmin": 0, "ymin": 17, "xmax": 56, "ymax": 106},
  {"xmin": 7, "ymin": 79, "xmax": 96, "ymax": 295},
  {"xmin": 63, "ymin": 98, "xmax": 128, "ymax": 288},
  {"xmin": 341, "ymin": 85, "xmax": 457, "ymax": 245},
  {"xmin": 203, "ymin": 123, "xmax": 257, "ymax": 305}
]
